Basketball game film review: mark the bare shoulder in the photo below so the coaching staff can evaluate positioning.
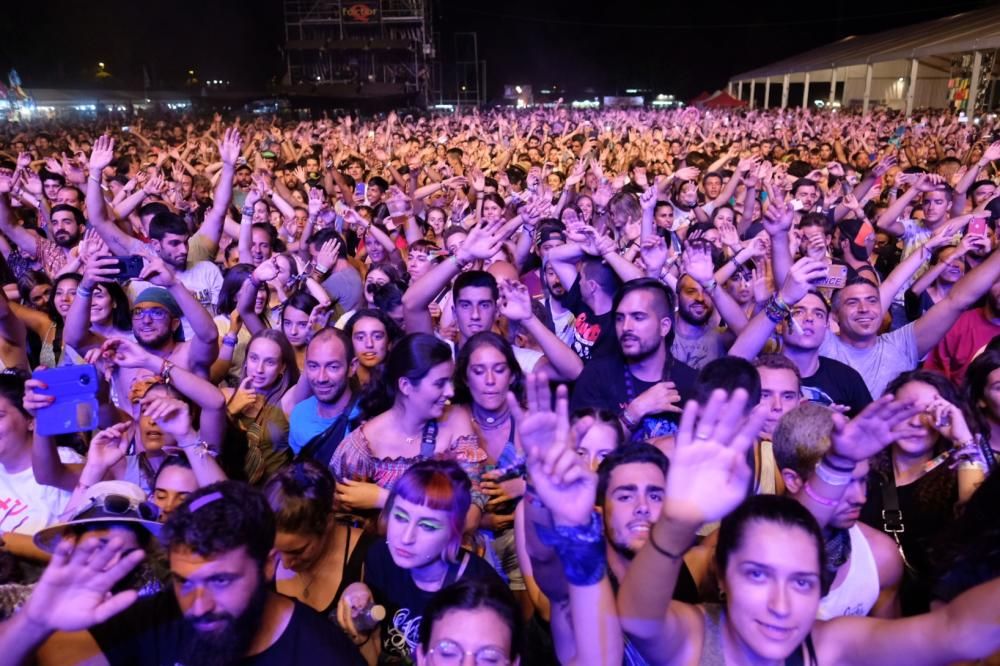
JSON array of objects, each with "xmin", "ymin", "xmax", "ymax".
[{"xmin": 856, "ymin": 522, "xmax": 904, "ymax": 584}]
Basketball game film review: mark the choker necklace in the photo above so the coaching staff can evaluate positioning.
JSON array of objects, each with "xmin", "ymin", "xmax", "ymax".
[{"xmin": 472, "ymin": 404, "xmax": 510, "ymax": 429}]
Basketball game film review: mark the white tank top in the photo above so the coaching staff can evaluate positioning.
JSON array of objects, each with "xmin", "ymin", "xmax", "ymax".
[{"xmin": 816, "ymin": 524, "xmax": 881, "ymax": 620}]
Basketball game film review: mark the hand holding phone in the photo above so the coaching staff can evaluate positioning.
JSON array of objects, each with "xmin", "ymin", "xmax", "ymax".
[{"xmin": 31, "ymin": 365, "xmax": 100, "ymax": 436}]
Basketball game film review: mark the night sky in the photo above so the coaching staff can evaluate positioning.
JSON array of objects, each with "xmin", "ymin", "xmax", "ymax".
[{"xmin": 0, "ymin": 0, "xmax": 989, "ymax": 100}]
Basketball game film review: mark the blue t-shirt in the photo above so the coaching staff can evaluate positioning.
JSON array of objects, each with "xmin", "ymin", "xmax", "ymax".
[{"xmin": 288, "ymin": 396, "xmax": 361, "ymax": 454}]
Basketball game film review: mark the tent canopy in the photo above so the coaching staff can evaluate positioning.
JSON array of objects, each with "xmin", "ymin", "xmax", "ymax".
[
  {"xmin": 730, "ymin": 5, "xmax": 1000, "ymax": 81},
  {"xmin": 699, "ymin": 90, "xmax": 747, "ymax": 109}
]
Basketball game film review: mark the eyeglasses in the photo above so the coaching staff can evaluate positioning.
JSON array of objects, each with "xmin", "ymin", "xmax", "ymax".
[
  {"xmin": 427, "ymin": 640, "xmax": 510, "ymax": 666},
  {"xmin": 78, "ymin": 493, "xmax": 160, "ymax": 522},
  {"xmin": 132, "ymin": 307, "xmax": 170, "ymax": 321}
]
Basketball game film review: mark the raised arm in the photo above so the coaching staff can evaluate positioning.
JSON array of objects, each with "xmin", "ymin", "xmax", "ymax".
[
  {"xmin": 195, "ymin": 127, "xmax": 241, "ymax": 250},
  {"xmin": 513, "ymin": 375, "xmax": 623, "ymax": 666},
  {"xmin": 618, "ymin": 390, "xmax": 767, "ymax": 665},
  {"xmin": 913, "ymin": 239, "xmax": 1000, "ymax": 357},
  {"xmin": 401, "ymin": 218, "xmax": 515, "ymax": 333},
  {"xmin": 877, "ymin": 220, "xmax": 960, "ymax": 312},
  {"xmin": 138, "ymin": 255, "xmax": 219, "ymax": 373},
  {"xmin": 498, "ymin": 280, "xmax": 583, "ymax": 381},
  {"xmin": 0, "ymin": 174, "xmax": 40, "ymax": 257},
  {"xmin": 86, "ymin": 136, "xmax": 145, "ymax": 256}
]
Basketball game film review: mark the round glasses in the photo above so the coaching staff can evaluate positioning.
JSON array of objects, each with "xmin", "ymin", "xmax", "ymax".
[{"xmin": 427, "ymin": 639, "xmax": 510, "ymax": 666}]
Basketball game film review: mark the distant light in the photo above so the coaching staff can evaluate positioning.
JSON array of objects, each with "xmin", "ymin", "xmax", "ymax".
[
  {"xmin": 188, "ymin": 70, "xmax": 195, "ymax": 76},
  {"xmin": 898, "ymin": 77, "xmax": 905, "ymax": 82},
  {"xmin": 316, "ymin": 76, "xmax": 322, "ymax": 81},
  {"xmin": 540, "ymin": 89, "xmax": 551, "ymax": 94},
  {"xmin": 461, "ymin": 85, "xmax": 467, "ymax": 91},
  {"xmin": 515, "ymin": 85, "xmax": 522, "ymax": 94},
  {"xmin": 98, "ymin": 62, "xmax": 105, "ymax": 69},
  {"xmin": 625, "ymin": 88, "xmax": 638, "ymax": 94}
]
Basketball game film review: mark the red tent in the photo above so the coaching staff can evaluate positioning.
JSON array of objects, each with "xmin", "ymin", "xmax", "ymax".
[
  {"xmin": 688, "ymin": 90, "xmax": 711, "ymax": 106},
  {"xmin": 702, "ymin": 90, "xmax": 747, "ymax": 109}
]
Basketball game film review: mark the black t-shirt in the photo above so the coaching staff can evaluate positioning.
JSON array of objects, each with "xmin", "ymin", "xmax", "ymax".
[
  {"xmin": 359, "ymin": 537, "xmax": 505, "ymax": 665},
  {"xmin": 90, "ymin": 591, "xmax": 364, "ymax": 666},
  {"xmin": 800, "ymin": 356, "xmax": 873, "ymax": 417},
  {"xmin": 570, "ymin": 353, "xmax": 698, "ymax": 441},
  {"xmin": 561, "ymin": 276, "xmax": 618, "ymax": 363}
]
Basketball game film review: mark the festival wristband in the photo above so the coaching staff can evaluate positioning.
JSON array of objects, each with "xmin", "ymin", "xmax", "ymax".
[{"xmin": 535, "ymin": 512, "xmax": 606, "ymax": 586}]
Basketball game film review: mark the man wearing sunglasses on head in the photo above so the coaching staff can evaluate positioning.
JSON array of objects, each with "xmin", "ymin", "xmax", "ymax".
[{"xmin": 31, "ymin": 481, "xmax": 364, "ymax": 666}]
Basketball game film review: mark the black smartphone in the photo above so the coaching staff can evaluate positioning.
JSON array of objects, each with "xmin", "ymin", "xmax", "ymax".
[{"xmin": 112, "ymin": 256, "xmax": 144, "ymax": 282}]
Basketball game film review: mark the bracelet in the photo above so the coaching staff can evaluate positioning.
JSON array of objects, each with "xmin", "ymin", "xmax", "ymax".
[
  {"xmin": 813, "ymin": 459, "xmax": 853, "ymax": 486},
  {"xmin": 241, "ymin": 206, "xmax": 254, "ymax": 217},
  {"xmin": 160, "ymin": 360, "xmax": 175, "ymax": 386},
  {"xmin": 249, "ymin": 275, "xmax": 262, "ymax": 289},
  {"xmin": 730, "ymin": 255, "xmax": 744, "ymax": 269},
  {"xmin": 178, "ymin": 438, "xmax": 217, "ymax": 460},
  {"xmin": 315, "ymin": 262, "xmax": 330, "ymax": 275},
  {"xmin": 535, "ymin": 511, "xmax": 607, "ymax": 586},
  {"xmin": 803, "ymin": 481, "xmax": 838, "ymax": 506},
  {"xmin": 76, "ymin": 285, "xmax": 94, "ymax": 299},
  {"xmin": 820, "ymin": 454, "xmax": 855, "ymax": 473},
  {"xmin": 701, "ymin": 278, "xmax": 718, "ymax": 293},
  {"xmin": 621, "ymin": 408, "xmax": 639, "ymax": 431},
  {"xmin": 222, "ymin": 334, "xmax": 238, "ymax": 347},
  {"xmin": 648, "ymin": 521, "xmax": 695, "ymax": 560},
  {"xmin": 764, "ymin": 295, "xmax": 789, "ymax": 324}
]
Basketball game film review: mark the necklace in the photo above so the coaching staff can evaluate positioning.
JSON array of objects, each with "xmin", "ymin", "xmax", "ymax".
[{"xmin": 472, "ymin": 404, "xmax": 511, "ymax": 430}]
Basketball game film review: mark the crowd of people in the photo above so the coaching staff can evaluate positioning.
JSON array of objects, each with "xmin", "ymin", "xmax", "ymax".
[{"xmin": 0, "ymin": 102, "xmax": 998, "ymax": 664}]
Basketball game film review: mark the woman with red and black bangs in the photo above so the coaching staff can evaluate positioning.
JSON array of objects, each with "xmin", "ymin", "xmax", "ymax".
[{"xmin": 336, "ymin": 459, "xmax": 504, "ymax": 665}]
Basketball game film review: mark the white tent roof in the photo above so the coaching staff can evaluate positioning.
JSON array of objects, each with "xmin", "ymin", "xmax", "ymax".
[{"xmin": 730, "ymin": 5, "xmax": 1000, "ymax": 81}]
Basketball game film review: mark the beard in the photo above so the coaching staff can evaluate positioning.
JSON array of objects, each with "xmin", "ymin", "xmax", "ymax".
[
  {"xmin": 678, "ymin": 303, "xmax": 712, "ymax": 327},
  {"xmin": 177, "ymin": 575, "xmax": 267, "ymax": 666},
  {"xmin": 136, "ymin": 327, "xmax": 175, "ymax": 349},
  {"xmin": 53, "ymin": 230, "xmax": 80, "ymax": 249}
]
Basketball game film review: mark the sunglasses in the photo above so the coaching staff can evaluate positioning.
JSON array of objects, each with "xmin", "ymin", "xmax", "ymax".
[{"xmin": 78, "ymin": 493, "xmax": 160, "ymax": 522}]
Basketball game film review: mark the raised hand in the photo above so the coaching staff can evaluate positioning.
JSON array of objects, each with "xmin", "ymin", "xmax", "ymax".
[
  {"xmin": 981, "ymin": 140, "xmax": 1000, "ymax": 163},
  {"xmin": 22, "ymin": 536, "xmax": 145, "ymax": 632},
  {"xmin": 252, "ymin": 257, "xmax": 281, "ymax": 283},
  {"xmin": 827, "ymin": 396, "xmax": 923, "ymax": 466},
  {"xmin": 87, "ymin": 422, "xmax": 132, "ymax": 470},
  {"xmin": 524, "ymin": 382, "xmax": 597, "ymax": 528},
  {"xmin": 639, "ymin": 236, "xmax": 669, "ymax": 275},
  {"xmin": 217, "ymin": 126, "xmax": 243, "ymax": 167},
  {"xmin": 497, "ymin": 278, "xmax": 533, "ymax": 323},
  {"xmin": 762, "ymin": 199, "xmax": 794, "ymax": 236},
  {"xmin": 778, "ymin": 256, "xmax": 828, "ymax": 305},
  {"xmin": 455, "ymin": 219, "xmax": 509, "ymax": 263},
  {"xmin": 141, "ymin": 396, "xmax": 193, "ymax": 439},
  {"xmin": 508, "ymin": 372, "xmax": 562, "ymax": 456},
  {"xmin": 682, "ymin": 242, "xmax": 715, "ymax": 285},
  {"xmin": 307, "ymin": 186, "xmax": 325, "ymax": 217},
  {"xmin": 315, "ymin": 237, "xmax": 341, "ymax": 269},
  {"xmin": 23, "ymin": 376, "xmax": 56, "ymax": 416},
  {"xmin": 89, "ymin": 135, "xmax": 116, "ymax": 173},
  {"xmin": 138, "ymin": 251, "xmax": 176, "ymax": 287},
  {"xmin": 639, "ymin": 183, "xmax": 658, "ymax": 211},
  {"xmin": 674, "ymin": 166, "xmax": 700, "ymax": 182},
  {"xmin": 662, "ymin": 389, "xmax": 767, "ymax": 526},
  {"xmin": 81, "ymin": 255, "xmax": 122, "ymax": 289}
]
